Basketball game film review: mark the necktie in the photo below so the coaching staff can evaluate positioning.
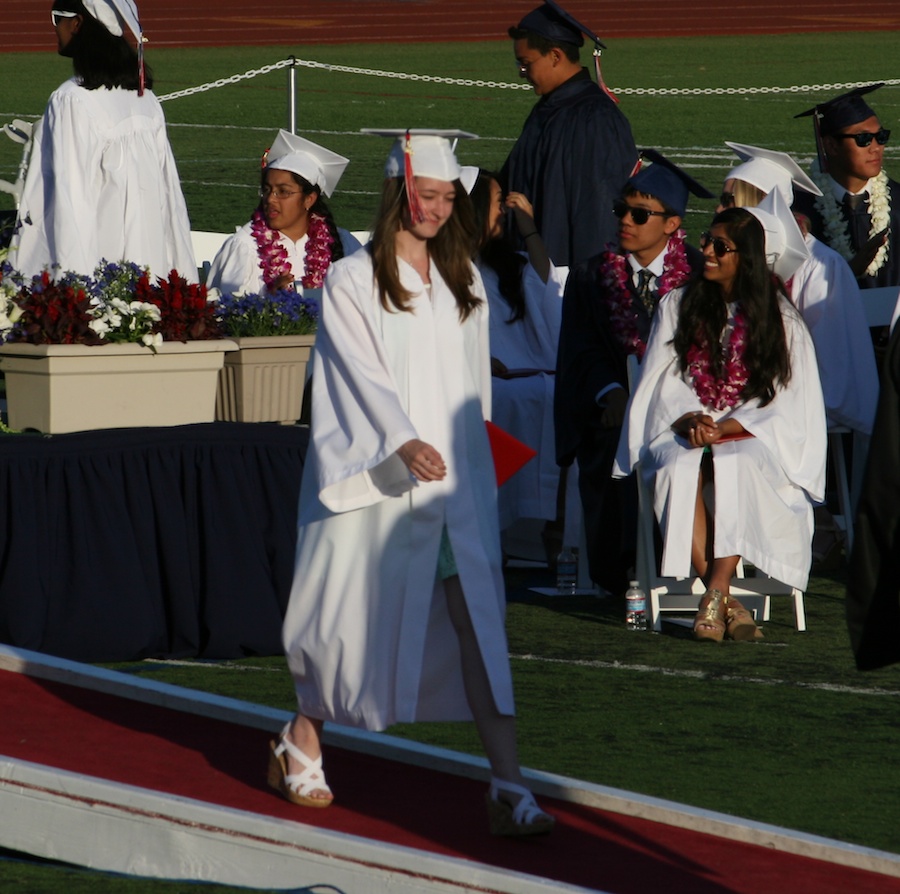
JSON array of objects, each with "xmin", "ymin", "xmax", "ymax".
[
  {"xmin": 841, "ymin": 192, "xmax": 870, "ymax": 251},
  {"xmin": 636, "ymin": 268, "xmax": 655, "ymax": 314}
]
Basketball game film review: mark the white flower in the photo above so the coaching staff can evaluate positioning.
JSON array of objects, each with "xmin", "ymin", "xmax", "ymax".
[
  {"xmin": 89, "ymin": 318, "xmax": 110, "ymax": 335},
  {"xmin": 142, "ymin": 332, "xmax": 163, "ymax": 348},
  {"xmin": 810, "ymin": 162, "xmax": 890, "ymax": 276}
]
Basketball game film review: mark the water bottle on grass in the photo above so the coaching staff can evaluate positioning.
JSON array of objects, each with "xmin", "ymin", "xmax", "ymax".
[
  {"xmin": 625, "ymin": 581, "xmax": 647, "ymax": 630},
  {"xmin": 555, "ymin": 546, "xmax": 577, "ymax": 595}
]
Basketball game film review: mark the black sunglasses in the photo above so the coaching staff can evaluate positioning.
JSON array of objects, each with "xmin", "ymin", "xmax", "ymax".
[
  {"xmin": 700, "ymin": 232, "xmax": 738, "ymax": 257},
  {"xmin": 834, "ymin": 128, "xmax": 891, "ymax": 148},
  {"xmin": 613, "ymin": 200, "xmax": 669, "ymax": 226}
]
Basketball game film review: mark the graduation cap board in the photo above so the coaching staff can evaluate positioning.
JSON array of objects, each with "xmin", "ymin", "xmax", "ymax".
[
  {"xmin": 724, "ymin": 142, "xmax": 822, "ymax": 204},
  {"xmin": 794, "ymin": 84, "xmax": 884, "ymax": 173},
  {"xmin": 745, "ymin": 187, "xmax": 810, "ymax": 282},
  {"xmin": 265, "ymin": 131, "xmax": 350, "ymax": 198},
  {"xmin": 81, "ymin": 0, "xmax": 146, "ymax": 94},
  {"xmin": 361, "ymin": 129, "xmax": 478, "ymax": 223},
  {"xmin": 516, "ymin": 0, "xmax": 604, "ymax": 49},
  {"xmin": 627, "ymin": 148, "xmax": 713, "ymax": 217}
]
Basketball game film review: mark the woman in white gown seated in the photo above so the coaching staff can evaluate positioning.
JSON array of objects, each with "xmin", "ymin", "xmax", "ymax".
[
  {"xmin": 467, "ymin": 168, "xmax": 568, "ymax": 532},
  {"xmin": 615, "ymin": 194, "xmax": 827, "ymax": 642},
  {"xmin": 270, "ymin": 132, "xmax": 552, "ymax": 836},
  {"xmin": 207, "ymin": 130, "xmax": 360, "ymax": 298}
]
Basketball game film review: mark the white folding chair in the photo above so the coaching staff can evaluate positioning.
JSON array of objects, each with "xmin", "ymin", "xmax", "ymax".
[{"xmin": 626, "ymin": 355, "xmax": 807, "ymax": 632}]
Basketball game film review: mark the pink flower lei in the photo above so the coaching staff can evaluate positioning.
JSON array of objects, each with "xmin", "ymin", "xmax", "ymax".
[
  {"xmin": 251, "ymin": 208, "xmax": 336, "ymax": 291},
  {"xmin": 600, "ymin": 228, "xmax": 692, "ymax": 360},
  {"xmin": 685, "ymin": 306, "xmax": 750, "ymax": 411}
]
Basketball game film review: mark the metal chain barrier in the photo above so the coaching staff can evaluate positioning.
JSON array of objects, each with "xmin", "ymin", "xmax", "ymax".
[
  {"xmin": 158, "ymin": 57, "xmax": 900, "ymax": 103},
  {"xmin": 157, "ymin": 59, "xmax": 297, "ymax": 102}
]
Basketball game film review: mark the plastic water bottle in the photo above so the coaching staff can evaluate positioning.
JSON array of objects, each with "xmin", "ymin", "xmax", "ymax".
[
  {"xmin": 555, "ymin": 546, "xmax": 577, "ymax": 595},
  {"xmin": 625, "ymin": 581, "xmax": 648, "ymax": 630}
]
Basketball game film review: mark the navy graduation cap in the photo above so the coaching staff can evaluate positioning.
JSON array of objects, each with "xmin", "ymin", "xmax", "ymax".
[
  {"xmin": 795, "ymin": 84, "xmax": 884, "ymax": 172},
  {"xmin": 627, "ymin": 148, "xmax": 713, "ymax": 217},
  {"xmin": 795, "ymin": 83, "xmax": 884, "ymax": 135},
  {"xmin": 516, "ymin": 0, "xmax": 606, "ymax": 50}
]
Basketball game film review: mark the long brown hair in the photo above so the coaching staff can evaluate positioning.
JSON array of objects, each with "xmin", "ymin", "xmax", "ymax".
[
  {"xmin": 672, "ymin": 208, "xmax": 791, "ymax": 407},
  {"xmin": 370, "ymin": 178, "xmax": 481, "ymax": 322}
]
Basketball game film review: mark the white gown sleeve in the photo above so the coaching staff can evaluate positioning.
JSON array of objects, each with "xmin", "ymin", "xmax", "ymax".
[
  {"xmin": 206, "ymin": 227, "xmax": 261, "ymax": 295},
  {"xmin": 312, "ymin": 255, "xmax": 420, "ymax": 512}
]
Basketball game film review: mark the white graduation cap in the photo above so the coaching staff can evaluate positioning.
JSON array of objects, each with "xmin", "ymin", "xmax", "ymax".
[
  {"xmin": 82, "ymin": 0, "xmax": 142, "ymax": 43},
  {"xmin": 745, "ymin": 187, "xmax": 810, "ymax": 282},
  {"xmin": 724, "ymin": 142, "xmax": 822, "ymax": 204},
  {"xmin": 265, "ymin": 130, "xmax": 350, "ymax": 198},
  {"xmin": 362, "ymin": 128, "xmax": 478, "ymax": 182}
]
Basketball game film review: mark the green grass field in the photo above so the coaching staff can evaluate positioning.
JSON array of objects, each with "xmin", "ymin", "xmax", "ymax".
[
  {"xmin": 1, "ymin": 33, "xmax": 898, "ymax": 242},
  {"xmin": 1, "ymin": 30, "xmax": 899, "ymax": 892}
]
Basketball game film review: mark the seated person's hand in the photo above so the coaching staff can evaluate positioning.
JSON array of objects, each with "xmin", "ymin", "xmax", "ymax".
[
  {"xmin": 268, "ymin": 272, "xmax": 295, "ymax": 293},
  {"xmin": 673, "ymin": 412, "xmax": 718, "ymax": 448},
  {"xmin": 849, "ymin": 227, "xmax": 889, "ymax": 277},
  {"xmin": 673, "ymin": 413, "xmax": 747, "ymax": 448},
  {"xmin": 600, "ymin": 387, "xmax": 628, "ymax": 428}
]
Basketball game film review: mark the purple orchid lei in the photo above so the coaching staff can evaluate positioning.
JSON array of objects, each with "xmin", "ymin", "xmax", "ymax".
[
  {"xmin": 686, "ymin": 308, "xmax": 750, "ymax": 411},
  {"xmin": 600, "ymin": 228, "xmax": 692, "ymax": 360},
  {"xmin": 251, "ymin": 208, "xmax": 336, "ymax": 291}
]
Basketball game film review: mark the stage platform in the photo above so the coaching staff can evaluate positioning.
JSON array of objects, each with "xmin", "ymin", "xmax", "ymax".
[{"xmin": 1, "ymin": 645, "xmax": 898, "ymax": 894}]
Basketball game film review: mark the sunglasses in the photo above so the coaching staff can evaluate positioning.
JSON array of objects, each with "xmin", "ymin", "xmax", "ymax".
[
  {"xmin": 833, "ymin": 128, "xmax": 891, "ymax": 148},
  {"xmin": 51, "ymin": 10, "xmax": 79, "ymax": 26},
  {"xmin": 613, "ymin": 201, "xmax": 669, "ymax": 226},
  {"xmin": 700, "ymin": 232, "xmax": 738, "ymax": 257}
]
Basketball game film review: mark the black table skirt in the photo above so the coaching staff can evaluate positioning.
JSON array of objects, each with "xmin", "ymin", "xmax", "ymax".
[{"xmin": 0, "ymin": 423, "xmax": 308, "ymax": 662}]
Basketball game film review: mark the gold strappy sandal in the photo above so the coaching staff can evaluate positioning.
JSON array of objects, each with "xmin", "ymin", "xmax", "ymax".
[
  {"xmin": 726, "ymin": 597, "xmax": 764, "ymax": 642},
  {"xmin": 693, "ymin": 589, "xmax": 727, "ymax": 643}
]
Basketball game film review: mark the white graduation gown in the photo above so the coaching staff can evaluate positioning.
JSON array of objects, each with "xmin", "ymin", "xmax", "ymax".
[
  {"xmin": 206, "ymin": 222, "xmax": 361, "ymax": 296},
  {"xmin": 10, "ymin": 79, "xmax": 196, "ymax": 281},
  {"xmin": 614, "ymin": 289, "xmax": 827, "ymax": 591},
  {"xmin": 790, "ymin": 234, "xmax": 879, "ymax": 434},
  {"xmin": 483, "ymin": 257, "xmax": 567, "ymax": 528},
  {"xmin": 282, "ymin": 247, "xmax": 515, "ymax": 731}
]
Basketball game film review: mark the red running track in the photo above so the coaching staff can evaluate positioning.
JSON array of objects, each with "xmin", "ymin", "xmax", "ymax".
[
  {"xmin": 4, "ymin": 0, "xmax": 900, "ymax": 52},
  {"xmin": 2, "ymin": 670, "xmax": 899, "ymax": 894}
]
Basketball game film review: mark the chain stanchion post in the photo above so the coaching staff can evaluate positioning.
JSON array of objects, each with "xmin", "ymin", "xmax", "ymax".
[{"xmin": 287, "ymin": 56, "xmax": 298, "ymax": 134}]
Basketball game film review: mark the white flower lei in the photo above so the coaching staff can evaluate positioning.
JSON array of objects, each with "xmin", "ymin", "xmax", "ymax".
[{"xmin": 809, "ymin": 160, "xmax": 890, "ymax": 277}]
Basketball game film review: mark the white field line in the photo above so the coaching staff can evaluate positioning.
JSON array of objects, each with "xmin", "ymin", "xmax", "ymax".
[
  {"xmin": 135, "ymin": 654, "xmax": 900, "ymax": 698},
  {"xmin": 511, "ymin": 653, "xmax": 900, "ymax": 697}
]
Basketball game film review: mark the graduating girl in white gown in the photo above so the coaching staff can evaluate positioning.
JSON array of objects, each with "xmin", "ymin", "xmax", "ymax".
[
  {"xmin": 615, "ymin": 196, "xmax": 827, "ymax": 642},
  {"xmin": 270, "ymin": 132, "xmax": 553, "ymax": 836}
]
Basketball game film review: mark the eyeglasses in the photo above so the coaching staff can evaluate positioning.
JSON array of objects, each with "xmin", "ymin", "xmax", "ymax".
[
  {"xmin": 833, "ymin": 128, "xmax": 891, "ymax": 148},
  {"xmin": 613, "ymin": 201, "xmax": 669, "ymax": 226},
  {"xmin": 258, "ymin": 186, "xmax": 302, "ymax": 200},
  {"xmin": 700, "ymin": 232, "xmax": 738, "ymax": 257},
  {"xmin": 718, "ymin": 192, "xmax": 735, "ymax": 209},
  {"xmin": 51, "ymin": 10, "xmax": 78, "ymax": 26}
]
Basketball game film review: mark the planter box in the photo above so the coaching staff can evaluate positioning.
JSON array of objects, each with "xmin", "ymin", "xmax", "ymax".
[
  {"xmin": 0, "ymin": 340, "xmax": 238, "ymax": 434},
  {"xmin": 215, "ymin": 334, "xmax": 315, "ymax": 425}
]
